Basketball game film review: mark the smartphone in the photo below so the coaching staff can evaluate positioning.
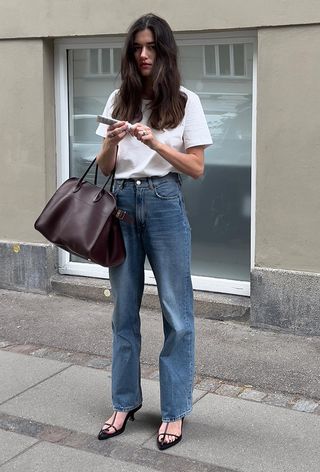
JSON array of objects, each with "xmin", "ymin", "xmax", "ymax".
[
  {"xmin": 96, "ymin": 115, "xmax": 119, "ymax": 125},
  {"xmin": 96, "ymin": 115, "xmax": 132, "ymax": 129}
]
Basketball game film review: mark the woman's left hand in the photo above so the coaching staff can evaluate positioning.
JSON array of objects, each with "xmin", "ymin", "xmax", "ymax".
[{"xmin": 131, "ymin": 124, "xmax": 158, "ymax": 150}]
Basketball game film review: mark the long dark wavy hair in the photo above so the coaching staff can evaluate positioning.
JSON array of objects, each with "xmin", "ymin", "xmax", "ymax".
[{"xmin": 112, "ymin": 13, "xmax": 187, "ymax": 130}]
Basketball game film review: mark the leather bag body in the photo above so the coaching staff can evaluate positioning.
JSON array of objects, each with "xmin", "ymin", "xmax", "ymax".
[{"xmin": 34, "ymin": 159, "xmax": 126, "ymax": 267}]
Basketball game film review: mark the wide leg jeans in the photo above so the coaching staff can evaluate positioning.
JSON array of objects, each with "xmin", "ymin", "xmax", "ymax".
[{"xmin": 109, "ymin": 173, "xmax": 195, "ymax": 422}]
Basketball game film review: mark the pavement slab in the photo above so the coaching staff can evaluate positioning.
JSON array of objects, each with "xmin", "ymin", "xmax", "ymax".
[
  {"xmin": 0, "ymin": 350, "xmax": 70, "ymax": 403},
  {"xmin": 1, "ymin": 362, "xmax": 204, "ymax": 444},
  {"xmin": 0, "ymin": 440, "xmax": 160, "ymax": 472},
  {"xmin": 143, "ymin": 392, "xmax": 320, "ymax": 472},
  {"xmin": 1, "ymin": 350, "xmax": 320, "ymax": 472},
  {"xmin": 0, "ymin": 413, "xmax": 235, "ymax": 472},
  {"xmin": 0, "ymin": 430, "xmax": 38, "ymax": 466}
]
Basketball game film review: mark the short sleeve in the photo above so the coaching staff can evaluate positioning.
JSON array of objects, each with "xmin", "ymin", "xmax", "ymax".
[
  {"xmin": 183, "ymin": 90, "xmax": 213, "ymax": 150},
  {"xmin": 96, "ymin": 90, "xmax": 118, "ymax": 138}
]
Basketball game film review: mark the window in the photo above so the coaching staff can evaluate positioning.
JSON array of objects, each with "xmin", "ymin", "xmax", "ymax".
[{"xmin": 55, "ymin": 32, "xmax": 256, "ymax": 295}]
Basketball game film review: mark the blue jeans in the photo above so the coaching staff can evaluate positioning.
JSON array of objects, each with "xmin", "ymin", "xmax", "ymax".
[{"xmin": 109, "ymin": 173, "xmax": 195, "ymax": 422}]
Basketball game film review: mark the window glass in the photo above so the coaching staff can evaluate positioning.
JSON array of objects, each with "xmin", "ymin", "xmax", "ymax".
[
  {"xmin": 68, "ymin": 48, "xmax": 121, "ymax": 182},
  {"xmin": 179, "ymin": 42, "xmax": 253, "ymax": 281},
  {"xmin": 219, "ymin": 44, "xmax": 231, "ymax": 75},
  {"xmin": 101, "ymin": 48, "xmax": 111, "ymax": 74},
  {"xmin": 204, "ymin": 45, "xmax": 216, "ymax": 75},
  {"xmin": 113, "ymin": 48, "xmax": 122, "ymax": 74},
  {"xmin": 234, "ymin": 44, "xmax": 245, "ymax": 76},
  {"xmin": 67, "ymin": 39, "xmax": 253, "ymax": 281},
  {"xmin": 89, "ymin": 49, "xmax": 99, "ymax": 74}
]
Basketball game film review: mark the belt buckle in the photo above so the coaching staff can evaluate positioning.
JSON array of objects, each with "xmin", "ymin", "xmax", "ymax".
[{"xmin": 115, "ymin": 209, "xmax": 126, "ymax": 220}]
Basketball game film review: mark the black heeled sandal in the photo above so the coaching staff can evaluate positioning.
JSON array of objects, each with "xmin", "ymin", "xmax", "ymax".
[
  {"xmin": 157, "ymin": 417, "xmax": 184, "ymax": 451},
  {"xmin": 98, "ymin": 404, "xmax": 142, "ymax": 440}
]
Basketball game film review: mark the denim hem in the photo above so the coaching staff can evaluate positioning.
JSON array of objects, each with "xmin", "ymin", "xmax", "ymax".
[
  {"xmin": 161, "ymin": 406, "xmax": 192, "ymax": 422},
  {"xmin": 112, "ymin": 402, "xmax": 142, "ymax": 413}
]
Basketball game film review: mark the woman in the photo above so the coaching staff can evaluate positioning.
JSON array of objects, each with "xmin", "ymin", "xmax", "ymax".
[{"xmin": 96, "ymin": 13, "xmax": 212, "ymax": 450}]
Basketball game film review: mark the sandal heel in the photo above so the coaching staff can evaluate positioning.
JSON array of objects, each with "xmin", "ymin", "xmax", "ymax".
[{"xmin": 130, "ymin": 404, "xmax": 142, "ymax": 421}]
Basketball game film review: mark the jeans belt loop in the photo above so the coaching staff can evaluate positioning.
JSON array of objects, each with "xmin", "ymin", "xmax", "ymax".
[
  {"xmin": 147, "ymin": 176, "xmax": 154, "ymax": 190},
  {"xmin": 116, "ymin": 179, "xmax": 124, "ymax": 190}
]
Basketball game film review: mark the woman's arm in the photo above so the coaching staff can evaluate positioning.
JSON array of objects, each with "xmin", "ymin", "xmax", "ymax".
[
  {"xmin": 153, "ymin": 142, "xmax": 204, "ymax": 179},
  {"xmin": 132, "ymin": 124, "xmax": 205, "ymax": 179},
  {"xmin": 96, "ymin": 141, "xmax": 117, "ymax": 176},
  {"xmin": 96, "ymin": 121, "xmax": 128, "ymax": 176}
]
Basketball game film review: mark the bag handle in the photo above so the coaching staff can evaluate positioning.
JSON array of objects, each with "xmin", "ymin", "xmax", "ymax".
[
  {"xmin": 72, "ymin": 150, "xmax": 132, "ymax": 222},
  {"xmin": 94, "ymin": 146, "xmax": 118, "ymax": 191},
  {"xmin": 74, "ymin": 148, "xmax": 117, "ymax": 194}
]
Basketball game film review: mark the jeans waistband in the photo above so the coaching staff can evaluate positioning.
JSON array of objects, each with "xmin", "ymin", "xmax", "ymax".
[{"xmin": 114, "ymin": 172, "xmax": 181, "ymax": 188}]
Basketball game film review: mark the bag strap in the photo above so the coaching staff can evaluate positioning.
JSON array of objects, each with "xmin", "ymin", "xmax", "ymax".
[
  {"xmin": 94, "ymin": 146, "xmax": 118, "ymax": 190},
  {"xmin": 93, "ymin": 151, "xmax": 133, "ymax": 224}
]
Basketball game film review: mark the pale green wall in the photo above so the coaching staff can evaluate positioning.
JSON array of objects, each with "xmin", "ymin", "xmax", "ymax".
[
  {"xmin": 0, "ymin": 39, "xmax": 55, "ymax": 242},
  {"xmin": 0, "ymin": 0, "xmax": 320, "ymax": 37},
  {"xmin": 255, "ymin": 26, "xmax": 320, "ymax": 272}
]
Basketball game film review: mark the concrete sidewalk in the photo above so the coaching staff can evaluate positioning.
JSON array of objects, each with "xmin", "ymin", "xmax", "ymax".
[
  {"xmin": 1, "ymin": 347, "xmax": 320, "ymax": 472},
  {"xmin": 1, "ymin": 289, "xmax": 320, "ymax": 471}
]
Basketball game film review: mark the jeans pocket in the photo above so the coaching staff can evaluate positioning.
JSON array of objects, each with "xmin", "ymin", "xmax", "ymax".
[{"xmin": 153, "ymin": 179, "xmax": 180, "ymax": 200}]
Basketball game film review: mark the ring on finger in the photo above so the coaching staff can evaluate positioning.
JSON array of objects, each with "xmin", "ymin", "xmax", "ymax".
[
  {"xmin": 110, "ymin": 132, "xmax": 114, "ymax": 138},
  {"xmin": 142, "ymin": 130, "xmax": 148, "ymax": 136}
]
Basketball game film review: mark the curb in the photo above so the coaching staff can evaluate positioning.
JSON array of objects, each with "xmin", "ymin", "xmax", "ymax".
[{"xmin": 50, "ymin": 274, "xmax": 251, "ymax": 321}]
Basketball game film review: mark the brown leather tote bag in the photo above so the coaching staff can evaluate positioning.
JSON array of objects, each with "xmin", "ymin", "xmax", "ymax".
[{"xmin": 34, "ymin": 158, "xmax": 129, "ymax": 267}]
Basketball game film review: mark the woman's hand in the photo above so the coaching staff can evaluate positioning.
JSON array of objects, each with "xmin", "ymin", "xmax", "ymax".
[
  {"xmin": 106, "ymin": 121, "xmax": 129, "ymax": 145},
  {"xmin": 131, "ymin": 123, "xmax": 159, "ymax": 150}
]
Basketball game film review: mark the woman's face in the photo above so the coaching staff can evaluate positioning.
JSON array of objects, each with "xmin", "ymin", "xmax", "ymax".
[{"xmin": 133, "ymin": 28, "xmax": 156, "ymax": 78}]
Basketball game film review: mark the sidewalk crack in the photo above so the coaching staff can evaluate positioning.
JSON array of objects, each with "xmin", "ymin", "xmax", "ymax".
[
  {"xmin": 0, "ymin": 439, "xmax": 42, "ymax": 468},
  {"xmin": 0, "ymin": 364, "xmax": 72, "ymax": 407}
]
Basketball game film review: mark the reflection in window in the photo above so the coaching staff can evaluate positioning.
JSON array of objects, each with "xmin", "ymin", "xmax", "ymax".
[
  {"xmin": 219, "ymin": 45, "xmax": 231, "ymax": 75},
  {"xmin": 234, "ymin": 44, "xmax": 245, "ymax": 76},
  {"xmin": 88, "ymin": 48, "xmax": 121, "ymax": 76},
  {"xmin": 204, "ymin": 43, "xmax": 246, "ymax": 77},
  {"xmin": 204, "ymin": 45, "xmax": 216, "ymax": 74},
  {"xmin": 89, "ymin": 49, "xmax": 99, "ymax": 74},
  {"xmin": 101, "ymin": 49, "xmax": 111, "ymax": 73},
  {"xmin": 179, "ymin": 40, "xmax": 253, "ymax": 281},
  {"xmin": 66, "ymin": 37, "xmax": 254, "ymax": 284}
]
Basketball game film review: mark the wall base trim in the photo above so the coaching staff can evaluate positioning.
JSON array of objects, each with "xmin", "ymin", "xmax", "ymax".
[
  {"xmin": 251, "ymin": 267, "xmax": 320, "ymax": 336},
  {"xmin": 0, "ymin": 241, "xmax": 57, "ymax": 294}
]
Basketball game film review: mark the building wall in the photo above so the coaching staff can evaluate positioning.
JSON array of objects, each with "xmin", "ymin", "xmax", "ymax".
[
  {"xmin": 252, "ymin": 25, "xmax": 320, "ymax": 334},
  {"xmin": 256, "ymin": 25, "xmax": 320, "ymax": 273},
  {"xmin": 0, "ymin": 0, "xmax": 320, "ymax": 37},
  {"xmin": 0, "ymin": 38, "xmax": 57, "ymax": 293},
  {"xmin": 0, "ymin": 39, "xmax": 55, "ymax": 243},
  {"xmin": 0, "ymin": 1, "xmax": 319, "ymax": 333}
]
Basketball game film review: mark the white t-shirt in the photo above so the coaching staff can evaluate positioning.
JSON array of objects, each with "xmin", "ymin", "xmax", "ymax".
[{"xmin": 96, "ymin": 86, "xmax": 213, "ymax": 179}]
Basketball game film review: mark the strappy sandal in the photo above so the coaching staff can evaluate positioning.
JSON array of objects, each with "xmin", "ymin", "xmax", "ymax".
[
  {"xmin": 157, "ymin": 418, "xmax": 184, "ymax": 451},
  {"xmin": 97, "ymin": 404, "xmax": 142, "ymax": 440}
]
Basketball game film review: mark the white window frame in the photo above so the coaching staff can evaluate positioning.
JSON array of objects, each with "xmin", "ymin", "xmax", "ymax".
[{"xmin": 54, "ymin": 31, "xmax": 257, "ymax": 296}]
